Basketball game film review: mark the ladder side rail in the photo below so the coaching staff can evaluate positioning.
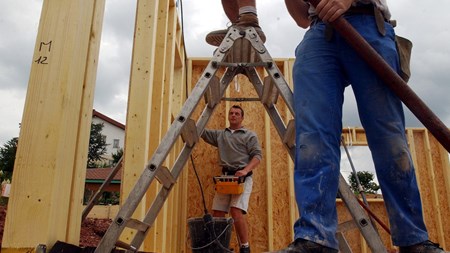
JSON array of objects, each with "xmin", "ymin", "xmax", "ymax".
[
  {"xmin": 128, "ymin": 102, "xmax": 225, "ymax": 248},
  {"xmin": 95, "ymin": 54, "xmax": 231, "ymax": 253},
  {"xmin": 197, "ymin": 67, "xmax": 239, "ymax": 134},
  {"xmin": 246, "ymin": 35, "xmax": 386, "ymax": 252},
  {"xmin": 128, "ymin": 155, "xmax": 191, "ymax": 251},
  {"xmin": 127, "ymin": 67, "xmax": 239, "ymax": 249},
  {"xmin": 338, "ymin": 175, "xmax": 387, "ymax": 253},
  {"xmin": 244, "ymin": 28, "xmax": 295, "ymax": 115},
  {"xmin": 245, "ymin": 67, "xmax": 295, "ymax": 159}
]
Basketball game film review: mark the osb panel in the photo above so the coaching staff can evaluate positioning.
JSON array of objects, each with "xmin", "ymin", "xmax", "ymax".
[
  {"xmin": 408, "ymin": 129, "xmax": 450, "ymax": 247},
  {"xmin": 337, "ymin": 200, "xmax": 394, "ymax": 252},
  {"xmin": 269, "ymin": 119, "xmax": 294, "ymax": 250},
  {"xmin": 265, "ymin": 82, "xmax": 294, "ymax": 249},
  {"xmin": 183, "ymin": 59, "xmax": 450, "ymax": 252},
  {"xmin": 411, "ymin": 131, "xmax": 441, "ymax": 242},
  {"xmin": 413, "ymin": 131, "xmax": 437, "ymax": 236}
]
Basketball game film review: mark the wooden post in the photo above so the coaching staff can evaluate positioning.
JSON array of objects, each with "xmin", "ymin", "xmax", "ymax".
[
  {"xmin": 2, "ymin": 0, "xmax": 105, "ymax": 251},
  {"xmin": 119, "ymin": 0, "xmax": 159, "ymax": 250}
]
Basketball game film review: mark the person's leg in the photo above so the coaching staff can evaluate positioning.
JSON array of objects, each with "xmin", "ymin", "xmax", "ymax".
[
  {"xmin": 221, "ymin": 0, "xmax": 239, "ymax": 23},
  {"xmin": 230, "ymin": 207, "xmax": 249, "ymax": 244},
  {"xmin": 212, "ymin": 210, "xmax": 227, "ymax": 217},
  {"xmin": 341, "ymin": 15, "xmax": 429, "ymax": 247},
  {"xmin": 290, "ymin": 20, "xmax": 346, "ymax": 251},
  {"xmin": 205, "ymin": 0, "xmax": 265, "ymax": 46},
  {"xmin": 230, "ymin": 176, "xmax": 253, "ymax": 250}
]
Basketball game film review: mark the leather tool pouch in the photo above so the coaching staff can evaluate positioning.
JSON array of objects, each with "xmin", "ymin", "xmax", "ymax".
[
  {"xmin": 373, "ymin": 6, "xmax": 413, "ymax": 82},
  {"xmin": 395, "ymin": 35, "xmax": 413, "ymax": 82}
]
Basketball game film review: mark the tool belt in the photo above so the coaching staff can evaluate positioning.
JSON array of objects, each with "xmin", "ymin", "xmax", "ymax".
[
  {"xmin": 318, "ymin": 4, "xmax": 413, "ymax": 82},
  {"xmin": 213, "ymin": 175, "xmax": 245, "ymax": 195},
  {"xmin": 222, "ymin": 166, "xmax": 253, "ymax": 177}
]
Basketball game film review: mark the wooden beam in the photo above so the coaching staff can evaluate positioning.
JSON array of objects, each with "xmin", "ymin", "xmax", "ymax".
[
  {"xmin": 424, "ymin": 130, "xmax": 445, "ymax": 245},
  {"xmin": 2, "ymin": 0, "xmax": 105, "ymax": 251},
  {"xmin": 265, "ymin": 108, "xmax": 274, "ymax": 250},
  {"xmin": 120, "ymin": 0, "xmax": 159, "ymax": 249}
]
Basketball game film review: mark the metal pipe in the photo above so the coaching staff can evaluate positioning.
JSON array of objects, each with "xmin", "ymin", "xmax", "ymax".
[{"xmin": 307, "ymin": 0, "xmax": 450, "ymax": 153}]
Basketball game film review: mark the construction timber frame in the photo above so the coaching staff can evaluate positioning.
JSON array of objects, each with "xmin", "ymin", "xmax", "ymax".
[{"xmin": 2, "ymin": 0, "xmax": 449, "ymax": 253}]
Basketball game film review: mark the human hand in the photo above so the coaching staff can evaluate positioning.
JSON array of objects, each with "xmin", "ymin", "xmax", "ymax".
[
  {"xmin": 315, "ymin": 0, "xmax": 354, "ymax": 22},
  {"xmin": 235, "ymin": 170, "xmax": 248, "ymax": 177}
]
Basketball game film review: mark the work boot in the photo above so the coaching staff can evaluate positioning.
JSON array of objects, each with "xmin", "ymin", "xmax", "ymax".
[
  {"xmin": 205, "ymin": 13, "xmax": 266, "ymax": 47},
  {"xmin": 240, "ymin": 245, "xmax": 251, "ymax": 253},
  {"xmin": 399, "ymin": 240, "xmax": 449, "ymax": 253},
  {"xmin": 267, "ymin": 238, "xmax": 338, "ymax": 253}
]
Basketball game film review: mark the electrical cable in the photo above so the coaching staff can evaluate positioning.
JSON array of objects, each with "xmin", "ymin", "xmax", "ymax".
[
  {"xmin": 190, "ymin": 155, "xmax": 208, "ymax": 214},
  {"xmin": 179, "ymin": 2, "xmax": 233, "ymax": 251},
  {"xmin": 189, "ymin": 156, "xmax": 234, "ymax": 252}
]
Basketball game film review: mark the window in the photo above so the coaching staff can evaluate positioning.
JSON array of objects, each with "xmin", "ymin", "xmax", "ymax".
[{"xmin": 113, "ymin": 139, "xmax": 120, "ymax": 148}]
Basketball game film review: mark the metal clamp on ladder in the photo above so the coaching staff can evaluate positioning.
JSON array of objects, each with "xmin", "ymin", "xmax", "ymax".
[{"xmin": 94, "ymin": 25, "xmax": 387, "ymax": 253}]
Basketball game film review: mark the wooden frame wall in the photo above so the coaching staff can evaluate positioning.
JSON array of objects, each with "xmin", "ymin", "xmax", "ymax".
[
  {"xmin": 120, "ymin": 0, "xmax": 186, "ymax": 252},
  {"xmin": 2, "ymin": 1, "xmax": 106, "ymax": 252},
  {"xmin": 184, "ymin": 59, "xmax": 450, "ymax": 253},
  {"xmin": 5, "ymin": 1, "xmax": 449, "ymax": 252}
]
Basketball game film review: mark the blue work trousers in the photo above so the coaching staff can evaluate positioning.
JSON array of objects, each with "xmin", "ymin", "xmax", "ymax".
[{"xmin": 292, "ymin": 15, "xmax": 428, "ymax": 249}]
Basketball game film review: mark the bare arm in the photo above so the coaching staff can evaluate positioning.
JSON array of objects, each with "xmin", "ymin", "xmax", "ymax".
[
  {"xmin": 285, "ymin": 0, "xmax": 311, "ymax": 28},
  {"xmin": 235, "ymin": 156, "xmax": 260, "ymax": 177}
]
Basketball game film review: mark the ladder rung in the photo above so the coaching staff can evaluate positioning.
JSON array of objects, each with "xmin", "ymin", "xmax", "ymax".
[
  {"xmin": 283, "ymin": 120, "xmax": 295, "ymax": 148},
  {"xmin": 155, "ymin": 166, "xmax": 176, "ymax": 189},
  {"xmin": 262, "ymin": 76, "xmax": 279, "ymax": 108},
  {"xmin": 181, "ymin": 119, "xmax": 198, "ymax": 148},
  {"xmin": 205, "ymin": 76, "xmax": 221, "ymax": 108},
  {"xmin": 115, "ymin": 240, "xmax": 137, "ymax": 251},
  {"xmin": 125, "ymin": 218, "xmax": 150, "ymax": 232},
  {"xmin": 336, "ymin": 232, "xmax": 353, "ymax": 253},
  {"xmin": 337, "ymin": 219, "xmax": 357, "ymax": 233}
]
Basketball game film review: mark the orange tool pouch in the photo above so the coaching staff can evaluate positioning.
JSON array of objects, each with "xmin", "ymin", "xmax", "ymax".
[{"xmin": 213, "ymin": 176, "xmax": 245, "ymax": 195}]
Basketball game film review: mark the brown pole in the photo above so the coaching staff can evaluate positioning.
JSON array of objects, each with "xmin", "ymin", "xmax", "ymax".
[{"xmin": 307, "ymin": 0, "xmax": 450, "ymax": 153}]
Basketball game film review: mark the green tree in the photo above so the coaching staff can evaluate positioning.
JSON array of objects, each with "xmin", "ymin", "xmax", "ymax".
[
  {"xmin": 0, "ymin": 137, "xmax": 18, "ymax": 181},
  {"xmin": 87, "ymin": 122, "xmax": 108, "ymax": 168},
  {"xmin": 112, "ymin": 148, "xmax": 123, "ymax": 165},
  {"xmin": 348, "ymin": 171, "xmax": 380, "ymax": 194}
]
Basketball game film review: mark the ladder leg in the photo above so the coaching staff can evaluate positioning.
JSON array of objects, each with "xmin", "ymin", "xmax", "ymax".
[
  {"xmin": 338, "ymin": 175, "xmax": 387, "ymax": 253},
  {"xmin": 243, "ymin": 29, "xmax": 387, "ymax": 252},
  {"xmin": 94, "ymin": 46, "xmax": 241, "ymax": 252}
]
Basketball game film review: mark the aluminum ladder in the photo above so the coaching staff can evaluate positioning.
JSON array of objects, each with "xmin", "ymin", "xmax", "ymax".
[{"xmin": 94, "ymin": 26, "xmax": 387, "ymax": 253}]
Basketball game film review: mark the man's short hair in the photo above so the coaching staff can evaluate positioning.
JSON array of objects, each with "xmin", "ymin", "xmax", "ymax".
[{"xmin": 231, "ymin": 105, "xmax": 244, "ymax": 117}]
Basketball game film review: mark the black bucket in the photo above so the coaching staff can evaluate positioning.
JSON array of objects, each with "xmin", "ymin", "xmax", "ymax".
[{"xmin": 187, "ymin": 216, "xmax": 233, "ymax": 253}]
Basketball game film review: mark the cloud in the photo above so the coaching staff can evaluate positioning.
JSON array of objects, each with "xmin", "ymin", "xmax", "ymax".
[{"xmin": 1, "ymin": 0, "xmax": 450, "ymax": 148}]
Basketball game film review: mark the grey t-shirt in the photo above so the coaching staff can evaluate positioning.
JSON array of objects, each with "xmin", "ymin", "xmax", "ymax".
[{"xmin": 201, "ymin": 127, "xmax": 262, "ymax": 171}]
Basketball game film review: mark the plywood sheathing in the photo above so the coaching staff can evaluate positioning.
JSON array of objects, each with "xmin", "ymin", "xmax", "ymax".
[{"xmin": 184, "ymin": 59, "xmax": 450, "ymax": 253}]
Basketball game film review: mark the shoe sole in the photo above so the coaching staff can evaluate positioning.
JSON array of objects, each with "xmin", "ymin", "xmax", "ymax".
[{"xmin": 205, "ymin": 27, "xmax": 266, "ymax": 47}]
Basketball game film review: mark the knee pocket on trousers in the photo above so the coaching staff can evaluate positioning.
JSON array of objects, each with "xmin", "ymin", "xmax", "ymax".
[
  {"xmin": 372, "ymin": 136, "xmax": 414, "ymax": 179},
  {"xmin": 296, "ymin": 132, "xmax": 325, "ymax": 170}
]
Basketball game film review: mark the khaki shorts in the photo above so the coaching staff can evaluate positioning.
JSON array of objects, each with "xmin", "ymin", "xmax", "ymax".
[{"xmin": 212, "ymin": 176, "xmax": 253, "ymax": 214}]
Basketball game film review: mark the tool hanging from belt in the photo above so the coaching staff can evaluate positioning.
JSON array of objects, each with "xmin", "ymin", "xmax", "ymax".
[
  {"xmin": 320, "ymin": 4, "xmax": 413, "ymax": 82},
  {"xmin": 213, "ymin": 175, "xmax": 245, "ymax": 195}
]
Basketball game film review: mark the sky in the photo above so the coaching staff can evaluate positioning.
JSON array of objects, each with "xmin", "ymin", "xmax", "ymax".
[{"xmin": 1, "ymin": 0, "xmax": 449, "ymax": 178}]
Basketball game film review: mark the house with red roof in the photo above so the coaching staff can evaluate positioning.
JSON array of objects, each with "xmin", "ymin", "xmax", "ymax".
[{"xmin": 91, "ymin": 109, "xmax": 125, "ymax": 165}]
